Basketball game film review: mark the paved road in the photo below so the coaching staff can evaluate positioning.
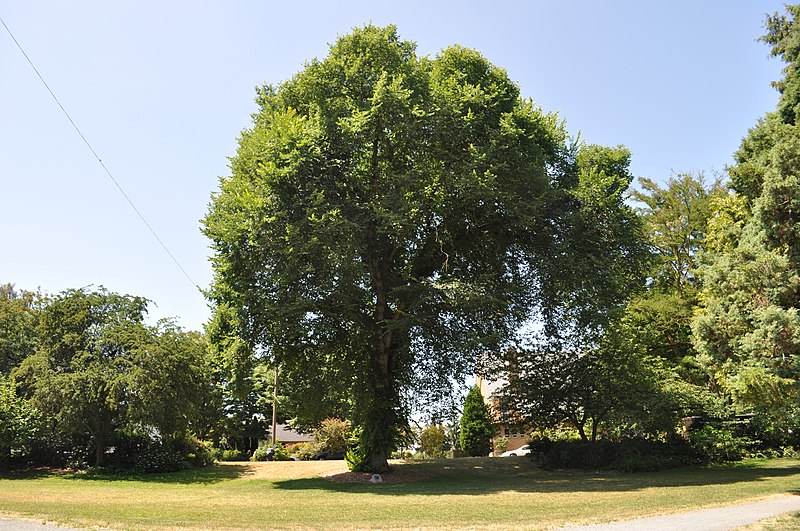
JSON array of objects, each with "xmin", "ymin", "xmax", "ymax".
[
  {"xmin": 561, "ymin": 495, "xmax": 800, "ymax": 530},
  {"xmin": 0, "ymin": 519, "xmax": 78, "ymax": 531}
]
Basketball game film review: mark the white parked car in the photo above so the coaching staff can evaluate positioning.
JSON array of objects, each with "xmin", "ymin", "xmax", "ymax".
[{"xmin": 500, "ymin": 444, "xmax": 531, "ymax": 457}]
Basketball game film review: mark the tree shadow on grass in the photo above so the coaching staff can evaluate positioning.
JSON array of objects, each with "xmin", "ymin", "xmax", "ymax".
[
  {"xmin": 0, "ymin": 464, "xmax": 249, "ymax": 485},
  {"xmin": 0, "ymin": 468, "xmax": 60, "ymax": 480},
  {"xmin": 272, "ymin": 461, "xmax": 800, "ymax": 496},
  {"xmin": 71, "ymin": 464, "xmax": 250, "ymax": 484}
]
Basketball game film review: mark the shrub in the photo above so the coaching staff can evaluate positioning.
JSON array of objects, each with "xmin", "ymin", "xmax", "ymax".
[
  {"xmin": 207, "ymin": 445, "xmax": 222, "ymax": 462},
  {"xmin": 296, "ymin": 441, "xmax": 323, "ymax": 460},
  {"xmin": 313, "ymin": 418, "xmax": 352, "ymax": 453},
  {"xmin": 345, "ymin": 446, "xmax": 369, "ymax": 471},
  {"xmin": 292, "ymin": 418, "xmax": 353, "ymax": 460},
  {"xmin": 285, "ymin": 442, "xmax": 307, "ymax": 455},
  {"xmin": 419, "ymin": 425, "xmax": 446, "ymax": 458},
  {"xmin": 534, "ymin": 438, "xmax": 702, "ymax": 471},
  {"xmin": 781, "ymin": 446, "xmax": 800, "ymax": 458},
  {"xmin": 128, "ymin": 435, "xmax": 216, "ymax": 473},
  {"xmin": 448, "ymin": 448, "xmax": 467, "ymax": 459},
  {"xmin": 689, "ymin": 425, "xmax": 757, "ymax": 462},
  {"xmin": 251, "ymin": 442, "xmax": 290, "ymax": 461},
  {"xmin": 273, "ymin": 442, "xmax": 291, "ymax": 461},
  {"xmin": 251, "ymin": 444, "xmax": 270, "ymax": 462},
  {"xmin": 103, "ymin": 433, "xmax": 214, "ymax": 473},
  {"xmin": 105, "ymin": 431, "xmax": 150, "ymax": 469},
  {"xmin": 219, "ymin": 449, "xmax": 250, "ymax": 461},
  {"xmin": 133, "ymin": 443, "xmax": 186, "ymax": 473},
  {"xmin": 494, "ymin": 436, "xmax": 509, "ymax": 454},
  {"xmin": 174, "ymin": 435, "xmax": 216, "ymax": 468}
]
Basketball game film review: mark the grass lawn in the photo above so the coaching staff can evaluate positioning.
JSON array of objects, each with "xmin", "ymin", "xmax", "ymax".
[
  {"xmin": 739, "ymin": 511, "xmax": 800, "ymax": 530},
  {"xmin": 1, "ymin": 457, "xmax": 799, "ymax": 530}
]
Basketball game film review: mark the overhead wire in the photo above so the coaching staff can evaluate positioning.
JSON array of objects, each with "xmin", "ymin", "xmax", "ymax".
[{"xmin": 0, "ymin": 16, "xmax": 202, "ymax": 293}]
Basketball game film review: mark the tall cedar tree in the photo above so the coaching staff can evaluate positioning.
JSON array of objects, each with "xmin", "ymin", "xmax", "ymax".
[
  {"xmin": 459, "ymin": 385, "xmax": 495, "ymax": 456},
  {"xmin": 693, "ymin": 5, "xmax": 800, "ymax": 437}
]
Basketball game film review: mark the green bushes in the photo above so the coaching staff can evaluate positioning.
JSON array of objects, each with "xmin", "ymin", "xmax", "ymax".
[
  {"xmin": 133, "ymin": 443, "xmax": 186, "ymax": 473},
  {"xmin": 294, "ymin": 418, "xmax": 353, "ymax": 460},
  {"xmin": 175, "ymin": 436, "xmax": 216, "ymax": 468},
  {"xmin": 251, "ymin": 442, "xmax": 290, "ymax": 461},
  {"xmin": 285, "ymin": 442, "xmax": 307, "ymax": 455},
  {"xmin": 391, "ymin": 450, "xmax": 414, "ymax": 459},
  {"xmin": 345, "ymin": 447, "xmax": 369, "ymax": 471},
  {"xmin": 313, "ymin": 418, "xmax": 352, "ymax": 453},
  {"xmin": 124, "ymin": 435, "xmax": 216, "ymax": 473},
  {"xmin": 419, "ymin": 425, "xmax": 446, "ymax": 458},
  {"xmin": 0, "ymin": 376, "xmax": 43, "ymax": 468},
  {"xmin": 689, "ymin": 425, "xmax": 757, "ymax": 462},
  {"xmin": 524, "ymin": 419, "xmax": 766, "ymax": 471},
  {"xmin": 250, "ymin": 444, "xmax": 270, "ymax": 461},
  {"xmin": 296, "ymin": 443, "xmax": 320, "ymax": 460},
  {"xmin": 219, "ymin": 449, "xmax": 250, "ymax": 461},
  {"xmin": 529, "ymin": 428, "xmax": 760, "ymax": 471},
  {"xmin": 493, "ymin": 436, "xmax": 509, "ymax": 454},
  {"xmin": 532, "ymin": 438, "xmax": 702, "ymax": 471}
]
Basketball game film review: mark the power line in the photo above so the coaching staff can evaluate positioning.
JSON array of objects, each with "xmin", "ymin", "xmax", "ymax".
[{"xmin": 1, "ymin": 16, "xmax": 201, "ymax": 292}]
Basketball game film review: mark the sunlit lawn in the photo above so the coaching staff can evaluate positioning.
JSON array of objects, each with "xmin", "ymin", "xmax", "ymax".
[
  {"xmin": 1, "ymin": 458, "xmax": 799, "ymax": 530},
  {"xmin": 738, "ymin": 510, "xmax": 800, "ymax": 530}
]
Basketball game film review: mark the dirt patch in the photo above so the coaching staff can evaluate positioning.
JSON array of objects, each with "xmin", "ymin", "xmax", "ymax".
[
  {"xmin": 234, "ymin": 460, "xmax": 348, "ymax": 480},
  {"xmin": 323, "ymin": 467, "xmax": 428, "ymax": 484},
  {"xmin": 229, "ymin": 460, "xmax": 429, "ymax": 483}
]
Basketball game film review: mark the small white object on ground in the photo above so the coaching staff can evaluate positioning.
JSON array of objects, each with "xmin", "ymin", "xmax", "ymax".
[{"xmin": 370, "ymin": 473, "xmax": 383, "ymax": 483}]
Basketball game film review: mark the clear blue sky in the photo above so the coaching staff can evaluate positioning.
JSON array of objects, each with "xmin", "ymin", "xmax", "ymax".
[{"xmin": 1, "ymin": 1, "xmax": 787, "ymax": 331}]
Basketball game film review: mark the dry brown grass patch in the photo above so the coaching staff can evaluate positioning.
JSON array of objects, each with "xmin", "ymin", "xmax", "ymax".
[{"xmin": 226, "ymin": 460, "xmax": 348, "ymax": 480}]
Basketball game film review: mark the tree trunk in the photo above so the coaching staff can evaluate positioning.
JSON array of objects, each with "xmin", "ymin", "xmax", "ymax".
[
  {"xmin": 271, "ymin": 366, "xmax": 279, "ymax": 446},
  {"xmin": 571, "ymin": 412, "xmax": 589, "ymax": 442},
  {"xmin": 361, "ymin": 326, "xmax": 396, "ymax": 473},
  {"xmin": 360, "ymin": 125, "xmax": 406, "ymax": 472},
  {"xmin": 90, "ymin": 408, "xmax": 113, "ymax": 467},
  {"xmin": 94, "ymin": 435, "xmax": 106, "ymax": 467}
]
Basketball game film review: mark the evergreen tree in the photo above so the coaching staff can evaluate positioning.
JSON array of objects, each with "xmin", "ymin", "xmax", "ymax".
[
  {"xmin": 13, "ymin": 288, "xmax": 212, "ymax": 466},
  {"xmin": 459, "ymin": 385, "xmax": 495, "ymax": 456},
  {"xmin": 692, "ymin": 5, "xmax": 800, "ymax": 442}
]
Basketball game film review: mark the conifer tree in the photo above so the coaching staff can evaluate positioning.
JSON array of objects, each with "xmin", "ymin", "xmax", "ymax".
[
  {"xmin": 459, "ymin": 385, "xmax": 495, "ymax": 456},
  {"xmin": 693, "ymin": 5, "xmax": 800, "ymax": 439}
]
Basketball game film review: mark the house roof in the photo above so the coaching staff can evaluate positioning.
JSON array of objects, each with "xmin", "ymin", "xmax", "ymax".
[{"xmin": 274, "ymin": 423, "xmax": 313, "ymax": 443}]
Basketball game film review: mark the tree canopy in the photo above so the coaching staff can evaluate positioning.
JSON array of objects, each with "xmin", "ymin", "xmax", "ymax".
[
  {"xmin": 0, "ymin": 284, "xmax": 42, "ymax": 376},
  {"xmin": 13, "ymin": 287, "xmax": 211, "ymax": 467},
  {"xmin": 203, "ymin": 24, "xmax": 608, "ymax": 471}
]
